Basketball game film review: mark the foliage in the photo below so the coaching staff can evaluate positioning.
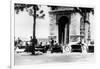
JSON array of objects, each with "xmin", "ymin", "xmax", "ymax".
[
  {"xmin": 14, "ymin": 3, "xmax": 45, "ymax": 18},
  {"xmin": 73, "ymin": 7, "xmax": 94, "ymax": 16}
]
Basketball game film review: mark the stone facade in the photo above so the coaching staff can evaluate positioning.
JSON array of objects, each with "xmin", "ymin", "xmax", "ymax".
[{"xmin": 49, "ymin": 7, "xmax": 94, "ymax": 45}]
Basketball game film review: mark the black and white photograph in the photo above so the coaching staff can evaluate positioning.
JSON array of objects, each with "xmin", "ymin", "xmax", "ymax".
[{"xmin": 13, "ymin": 3, "xmax": 95, "ymax": 65}]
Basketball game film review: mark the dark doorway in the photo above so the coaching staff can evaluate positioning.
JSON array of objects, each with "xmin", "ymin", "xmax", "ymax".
[{"xmin": 58, "ymin": 16, "xmax": 69, "ymax": 44}]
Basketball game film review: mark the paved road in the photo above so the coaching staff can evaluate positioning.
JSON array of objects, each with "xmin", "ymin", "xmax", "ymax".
[{"xmin": 15, "ymin": 52, "xmax": 95, "ymax": 65}]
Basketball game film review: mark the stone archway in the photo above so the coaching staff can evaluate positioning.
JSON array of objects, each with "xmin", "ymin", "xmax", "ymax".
[{"xmin": 58, "ymin": 16, "xmax": 69, "ymax": 44}]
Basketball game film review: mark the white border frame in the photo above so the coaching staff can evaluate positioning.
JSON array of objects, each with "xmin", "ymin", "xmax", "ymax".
[{"xmin": 11, "ymin": 0, "xmax": 96, "ymax": 69}]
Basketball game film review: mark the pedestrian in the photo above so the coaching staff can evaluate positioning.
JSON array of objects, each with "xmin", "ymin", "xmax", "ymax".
[
  {"xmin": 30, "ymin": 36, "xmax": 33, "ymax": 46},
  {"xmin": 39, "ymin": 42, "xmax": 42, "ymax": 47},
  {"xmin": 50, "ymin": 38, "xmax": 54, "ymax": 50},
  {"xmin": 51, "ymin": 38, "xmax": 54, "ymax": 46},
  {"xmin": 25, "ymin": 41, "xmax": 29, "ymax": 52}
]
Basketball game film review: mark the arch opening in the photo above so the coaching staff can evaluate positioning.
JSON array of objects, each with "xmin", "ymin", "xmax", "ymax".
[{"xmin": 58, "ymin": 16, "xmax": 69, "ymax": 44}]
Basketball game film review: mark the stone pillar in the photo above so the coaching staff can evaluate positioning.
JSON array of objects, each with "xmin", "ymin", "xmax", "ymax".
[{"xmin": 64, "ymin": 24, "xmax": 67, "ymax": 44}]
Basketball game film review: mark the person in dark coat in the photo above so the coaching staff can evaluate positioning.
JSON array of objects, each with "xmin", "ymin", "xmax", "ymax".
[{"xmin": 50, "ymin": 38, "xmax": 54, "ymax": 50}]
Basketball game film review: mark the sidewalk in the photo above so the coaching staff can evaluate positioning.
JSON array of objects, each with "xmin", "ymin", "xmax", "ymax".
[{"xmin": 15, "ymin": 51, "xmax": 95, "ymax": 65}]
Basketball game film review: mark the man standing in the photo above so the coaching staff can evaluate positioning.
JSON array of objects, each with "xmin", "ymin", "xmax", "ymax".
[{"xmin": 50, "ymin": 38, "xmax": 54, "ymax": 51}]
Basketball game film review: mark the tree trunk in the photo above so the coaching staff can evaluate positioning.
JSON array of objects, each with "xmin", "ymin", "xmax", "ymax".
[
  {"xmin": 33, "ymin": 5, "xmax": 36, "ymax": 39},
  {"xmin": 31, "ymin": 5, "xmax": 37, "ymax": 55}
]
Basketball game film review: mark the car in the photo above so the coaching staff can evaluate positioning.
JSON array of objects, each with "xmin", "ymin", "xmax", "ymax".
[
  {"xmin": 71, "ymin": 44, "xmax": 82, "ymax": 52},
  {"xmin": 87, "ymin": 46, "xmax": 94, "ymax": 53},
  {"xmin": 87, "ymin": 41, "xmax": 94, "ymax": 53},
  {"xmin": 51, "ymin": 44, "xmax": 63, "ymax": 53},
  {"xmin": 68, "ymin": 41, "xmax": 86, "ymax": 53},
  {"xmin": 24, "ymin": 46, "xmax": 33, "ymax": 52},
  {"xmin": 24, "ymin": 44, "xmax": 49, "ymax": 53},
  {"xmin": 35, "ymin": 46, "xmax": 47, "ymax": 53},
  {"xmin": 16, "ymin": 47, "xmax": 25, "ymax": 53},
  {"xmin": 15, "ymin": 41, "xmax": 26, "ymax": 53}
]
